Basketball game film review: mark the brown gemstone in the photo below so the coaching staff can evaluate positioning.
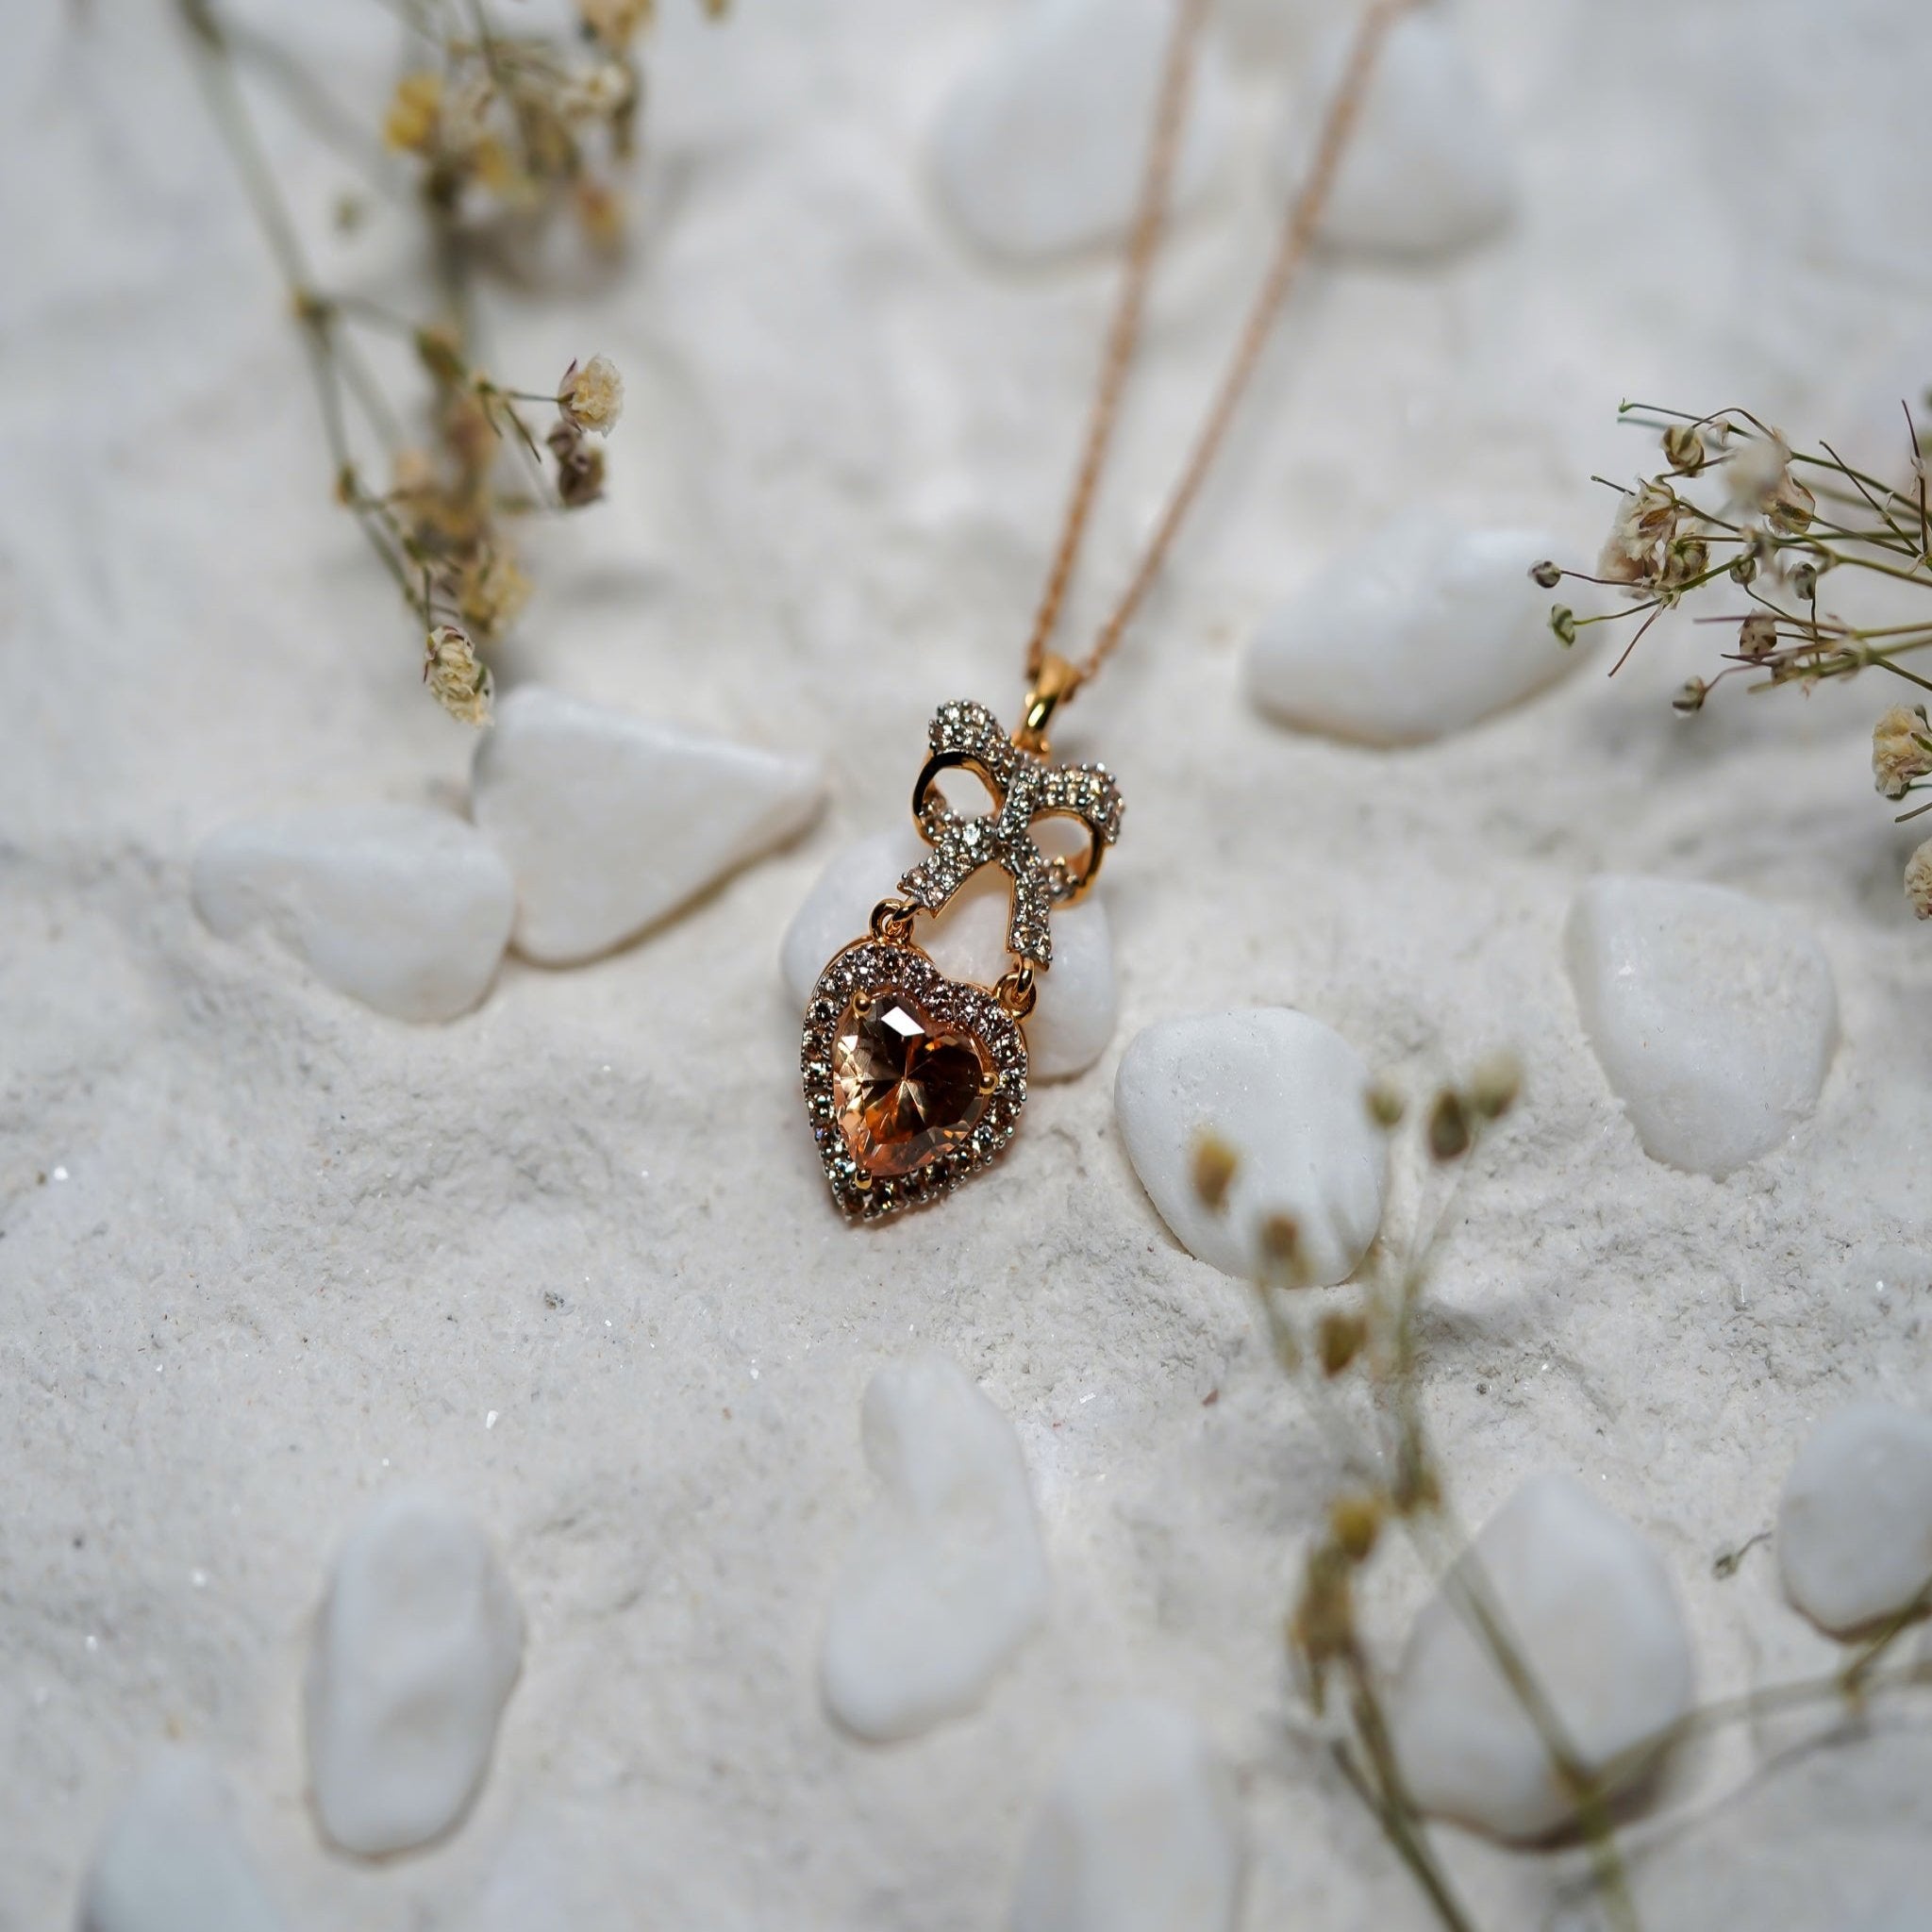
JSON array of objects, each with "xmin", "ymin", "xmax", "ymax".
[{"xmin": 832, "ymin": 991, "xmax": 992, "ymax": 1179}]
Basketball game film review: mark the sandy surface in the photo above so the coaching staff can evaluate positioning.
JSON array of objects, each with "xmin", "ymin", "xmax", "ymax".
[{"xmin": 6, "ymin": 0, "xmax": 1932, "ymax": 1925}]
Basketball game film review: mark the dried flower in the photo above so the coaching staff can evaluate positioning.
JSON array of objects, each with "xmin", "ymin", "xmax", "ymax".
[
  {"xmin": 1550, "ymin": 605, "xmax": 1578, "ymax": 646},
  {"xmin": 548, "ymin": 420, "xmax": 608, "ymax": 508},
  {"xmin": 1364, "ymin": 1076, "xmax": 1405, "ymax": 1130},
  {"xmin": 1329, "ymin": 1491, "xmax": 1385, "ymax": 1563},
  {"xmin": 1874, "ymin": 705, "xmax": 1932, "ymax": 800},
  {"xmin": 1529, "ymin": 559, "xmax": 1562, "ymax": 590},
  {"xmin": 1661, "ymin": 421, "xmax": 1707, "ymax": 474},
  {"xmin": 1738, "ymin": 611, "xmax": 1779, "ymax": 661},
  {"xmin": 1907, "ymin": 840, "xmax": 1932, "ymax": 920},
  {"xmin": 1318, "ymin": 1310, "xmax": 1367, "ymax": 1376},
  {"xmin": 558, "ymin": 354, "xmax": 625, "ymax": 434},
  {"xmin": 424, "ymin": 625, "xmax": 493, "ymax": 727},
  {"xmin": 1426, "ymin": 1089, "xmax": 1472, "ymax": 1162},
  {"xmin": 1190, "ymin": 1132, "xmax": 1240, "ymax": 1213},
  {"xmin": 1673, "ymin": 677, "xmax": 1708, "ymax": 714},
  {"xmin": 383, "ymin": 71, "xmax": 443, "ymax": 154},
  {"xmin": 581, "ymin": 0, "xmax": 652, "ymax": 50},
  {"xmin": 1466, "ymin": 1052, "xmax": 1522, "ymax": 1122},
  {"xmin": 1723, "ymin": 431, "xmax": 1792, "ymax": 512},
  {"xmin": 1596, "ymin": 479, "xmax": 1678, "ymax": 589},
  {"xmin": 457, "ymin": 549, "xmax": 533, "ymax": 640}
]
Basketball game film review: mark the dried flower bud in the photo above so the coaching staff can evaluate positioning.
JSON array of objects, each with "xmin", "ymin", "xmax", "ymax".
[
  {"xmin": 384, "ymin": 71, "xmax": 443, "ymax": 154},
  {"xmin": 1363, "ymin": 1076, "xmax": 1405, "ymax": 1130},
  {"xmin": 457, "ymin": 549, "xmax": 532, "ymax": 641},
  {"xmin": 1790, "ymin": 558, "xmax": 1819, "ymax": 601},
  {"xmin": 1661, "ymin": 421, "xmax": 1707, "ymax": 474},
  {"xmin": 1190, "ymin": 1131, "xmax": 1239, "ymax": 1213},
  {"xmin": 1728, "ymin": 548, "xmax": 1758, "ymax": 586},
  {"xmin": 1529, "ymin": 559, "xmax": 1562, "ymax": 590},
  {"xmin": 1318, "ymin": 1309, "xmax": 1367, "ymax": 1376},
  {"xmin": 1664, "ymin": 534, "xmax": 1708, "ymax": 586},
  {"xmin": 1466, "ymin": 1051, "xmax": 1522, "ymax": 1122},
  {"xmin": 1258, "ymin": 1212, "xmax": 1306, "ymax": 1284},
  {"xmin": 1550, "ymin": 605, "xmax": 1577, "ymax": 646},
  {"xmin": 1672, "ymin": 678, "xmax": 1708, "ymax": 715},
  {"xmin": 1874, "ymin": 705, "xmax": 1932, "ymax": 800},
  {"xmin": 558, "ymin": 354, "xmax": 625, "ymax": 435},
  {"xmin": 1907, "ymin": 839, "xmax": 1932, "ymax": 920},
  {"xmin": 1329, "ymin": 1492, "xmax": 1385, "ymax": 1563},
  {"xmin": 424, "ymin": 625, "xmax": 493, "ymax": 727},
  {"xmin": 1768, "ymin": 473, "xmax": 1816, "ymax": 536},
  {"xmin": 1737, "ymin": 611, "xmax": 1778, "ymax": 661},
  {"xmin": 549, "ymin": 425, "xmax": 608, "ymax": 508},
  {"xmin": 1426, "ymin": 1089, "xmax": 1472, "ymax": 1162}
]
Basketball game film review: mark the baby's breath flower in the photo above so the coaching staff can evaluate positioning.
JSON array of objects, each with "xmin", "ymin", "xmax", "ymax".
[
  {"xmin": 558, "ymin": 354, "xmax": 625, "ymax": 434},
  {"xmin": 1874, "ymin": 705, "xmax": 1932, "ymax": 799},
  {"xmin": 1723, "ymin": 431, "xmax": 1792, "ymax": 512},
  {"xmin": 1907, "ymin": 840, "xmax": 1932, "ymax": 920},
  {"xmin": 457, "ymin": 549, "xmax": 532, "ymax": 640},
  {"xmin": 424, "ymin": 625, "xmax": 493, "ymax": 727},
  {"xmin": 1528, "ymin": 558, "xmax": 1562, "ymax": 590},
  {"xmin": 1673, "ymin": 677, "xmax": 1709, "ymax": 714},
  {"xmin": 1597, "ymin": 479, "xmax": 1678, "ymax": 590},
  {"xmin": 1661, "ymin": 421, "xmax": 1707, "ymax": 474},
  {"xmin": 580, "ymin": 0, "xmax": 651, "ymax": 53},
  {"xmin": 1737, "ymin": 611, "xmax": 1779, "ymax": 661},
  {"xmin": 548, "ymin": 419, "xmax": 608, "ymax": 508},
  {"xmin": 383, "ymin": 71, "xmax": 443, "ymax": 154}
]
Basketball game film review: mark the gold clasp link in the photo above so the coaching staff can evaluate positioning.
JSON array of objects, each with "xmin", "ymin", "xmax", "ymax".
[{"xmin": 1012, "ymin": 652, "xmax": 1080, "ymax": 756}]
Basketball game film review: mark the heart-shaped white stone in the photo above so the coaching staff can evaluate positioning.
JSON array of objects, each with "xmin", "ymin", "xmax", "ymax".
[
  {"xmin": 1778, "ymin": 1403, "xmax": 1932, "ymax": 1637},
  {"xmin": 192, "ymin": 806, "xmax": 514, "ymax": 1023},
  {"xmin": 820, "ymin": 1352, "xmax": 1048, "ymax": 1742},
  {"xmin": 1113, "ymin": 1008, "xmax": 1387, "ymax": 1284},
  {"xmin": 1274, "ymin": 8, "xmax": 1514, "ymax": 258},
  {"xmin": 78, "ymin": 1751, "xmax": 283, "ymax": 1932},
  {"xmin": 1564, "ymin": 874, "xmax": 1839, "ymax": 1177},
  {"xmin": 781, "ymin": 827, "xmax": 1117, "ymax": 1080},
  {"xmin": 1390, "ymin": 1472, "xmax": 1695, "ymax": 1841},
  {"xmin": 930, "ymin": 0, "xmax": 1231, "ymax": 261},
  {"xmin": 472, "ymin": 686, "xmax": 826, "ymax": 965},
  {"xmin": 1011, "ymin": 1701, "xmax": 1245, "ymax": 1932},
  {"xmin": 1244, "ymin": 511, "xmax": 1574, "ymax": 745},
  {"xmin": 305, "ymin": 1489, "xmax": 524, "ymax": 1857}
]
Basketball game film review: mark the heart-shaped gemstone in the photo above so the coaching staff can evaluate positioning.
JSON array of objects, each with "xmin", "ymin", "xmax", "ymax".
[{"xmin": 802, "ymin": 941, "xmax": 1028, "ymax": 1219}]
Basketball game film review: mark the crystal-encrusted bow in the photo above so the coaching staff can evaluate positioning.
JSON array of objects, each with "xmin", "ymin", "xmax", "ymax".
[{"xmin": 897, "ymin": 700, "xmax": 1124, "ymax": 968}]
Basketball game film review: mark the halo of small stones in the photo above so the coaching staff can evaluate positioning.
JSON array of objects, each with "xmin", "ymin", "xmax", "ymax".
[{"xmin": 802, "ymin": 941, "xmax": 1029, "ymax": 1221}]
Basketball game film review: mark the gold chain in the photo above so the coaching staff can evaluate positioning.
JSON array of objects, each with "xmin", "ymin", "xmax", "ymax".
[{"xmin": 1024, "ymin": 0, "xmax": 1412, "ymax": 706}]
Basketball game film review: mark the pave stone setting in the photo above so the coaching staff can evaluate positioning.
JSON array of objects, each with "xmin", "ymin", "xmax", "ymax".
[{"xmin": 802, "ymin": 941, "xmax": 1028, "ymax": 1220}]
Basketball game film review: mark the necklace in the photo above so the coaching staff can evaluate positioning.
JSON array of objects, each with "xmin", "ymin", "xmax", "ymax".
[{"xmin": 801, "ymin": 0, "xmax": 1406, "ymax": 1220}]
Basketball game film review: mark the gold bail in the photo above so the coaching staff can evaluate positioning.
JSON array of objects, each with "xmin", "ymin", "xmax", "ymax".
[{"xmin": 1013, "ymin": 652, "xmax": 1079, "ymax": 755}]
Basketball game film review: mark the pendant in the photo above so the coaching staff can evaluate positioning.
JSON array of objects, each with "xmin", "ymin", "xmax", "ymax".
[{"xmin": 800, "ymin": 657, "xmax": 1124, "ymax": 1220}]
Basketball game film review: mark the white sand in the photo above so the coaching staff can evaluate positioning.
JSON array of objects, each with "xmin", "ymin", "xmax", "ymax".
[{"xmin": 6, "ymin": 0, "xmax": 1932, "ymax": 1924}]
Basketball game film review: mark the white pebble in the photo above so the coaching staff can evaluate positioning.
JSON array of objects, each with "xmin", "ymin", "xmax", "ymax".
[
  {"xmin": 821, "ymin": 1352, "xmax": 1048, "ymax": 1743},
  {"xmin": 471, "ymin": 685, "xmax": 825, "ymax": 965},
  {"xmin": 930, "ymin": 0, "xmax": 1231, "ymax": 261},
  {"xmin": 305, "ymin": 1488, "xmax": 524, "ymax": 1857},
  {"xmin": 1011, "ymin": 1701, "xmax": 1244, "ymax": 1932},
  {"xmin": 192, "ymin": 807, "xmax": 513, "ymax": 1023},
  {"xmin": 1564, "ymin": 874, "xmax": 1839, "ymax": 1177},
  {"xmin": 78, "ymin": 1750, "xmax": 282, "ymax": 1932},
  {"xmin": 1274, "ymin": 8, "xmax": 1513, "ymax": 258},
  {"xmin": 1243, "ymin": 511, "xmax": 1573, "ymax": 745},
  {"xmin": 1390, "ymin": 1472, "xmax": 1695, "ymax": 1841},
  {"xmin": 779, "ymin": 827, "xmax": 1117, "ymax": 1079},
  {"xmin": 1112, "ymin": 1009, "xmax": 1387, "ymax": 1284},
  {"xmin": 1778, "ymin": 1403, "xmax": 1932, "ymax": 1637}
]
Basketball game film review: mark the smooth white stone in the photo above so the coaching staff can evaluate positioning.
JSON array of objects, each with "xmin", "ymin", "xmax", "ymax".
[
  {"xmin": 1011, "ymin": 1701, "xmax": 1244, "ymax": 1932},
  {"xmin": 305, "ymin": 1488, "xmax": 524, "ymax": 1857},
  {"xmin": 192, "ymin": 806, "xmax": 513, "ymax": 1023},
  {"xmin": 1112, "ymin": 1008, "xmax": 1387, "ymax": 1284},
  {"xmin": 78, "ymin": 1751, "xmax": 282, "ymax": 1932},
  {"xmin": 821, "ymin": 1351, "xmax": 1048, "ymax": 1743},
  {"xmin": 1390, "ymin": 1472, "xmax": 1695, "ymax": 1842},
  {"xmin": 779, "ymin": 827, "xmax": 1117, "ymax": 1080},
  {"xmin": 1564, "ymin": 874, "xmax": 1839, "ymax": 1178},
  {"xmin": 1273, "ymin": 8, "xmax": 1513, "ymax": 258},
  {"xmin": 930, "ymin": 0, "xmax": 1231, "ymax": 261},
  {"xmin": 471, "ymin": 685, "xmax": 826, "ymax": 965},
  {"xmin": 1243, "ymin": 511, "xmax": 1573, "ymax": 745},
  {"xmin": 1778, "ymin": 1403, "xmax": 1932, "ymax": 1637}
]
